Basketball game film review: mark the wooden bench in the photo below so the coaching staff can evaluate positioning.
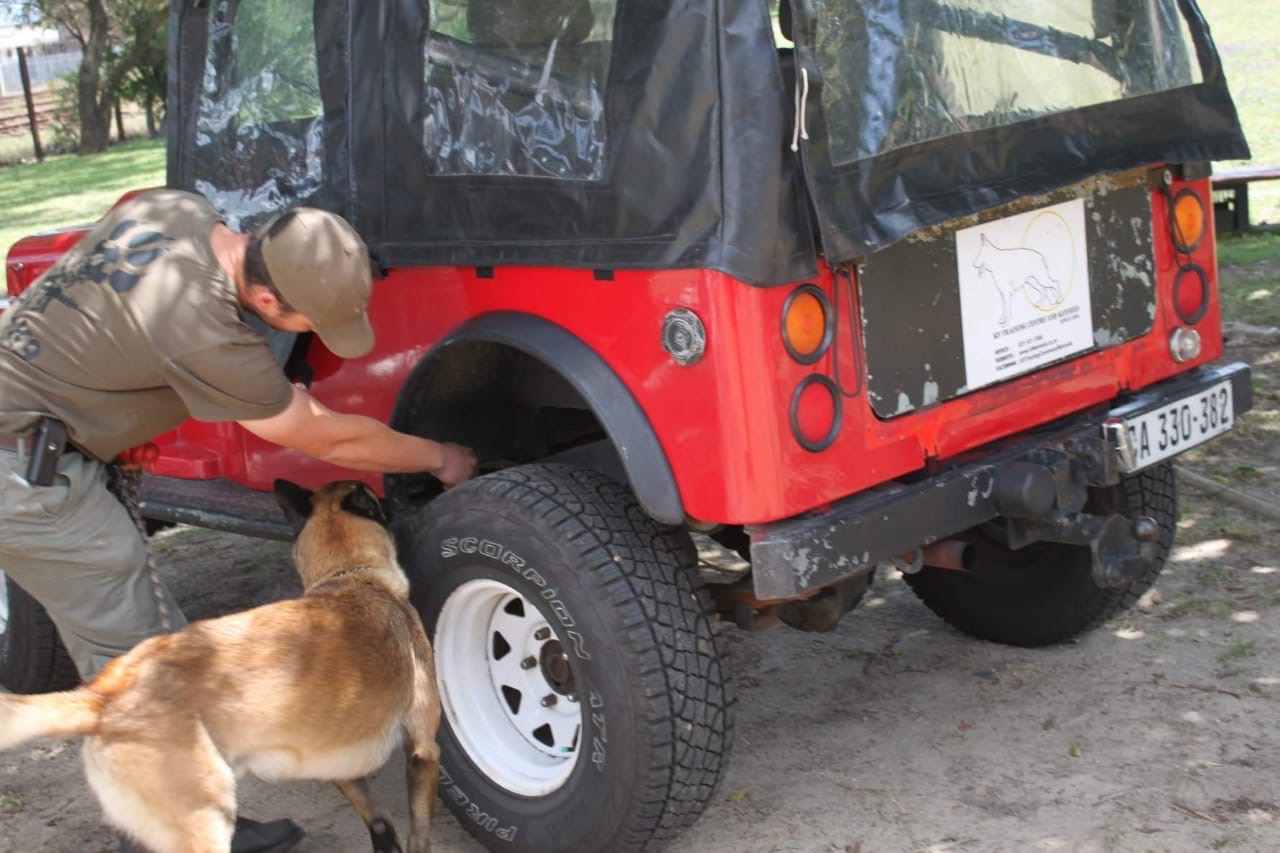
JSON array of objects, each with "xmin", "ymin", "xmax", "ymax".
[{"xmin": 1212, "ymin": 164, "xmax": 1280, "ymax": 234}]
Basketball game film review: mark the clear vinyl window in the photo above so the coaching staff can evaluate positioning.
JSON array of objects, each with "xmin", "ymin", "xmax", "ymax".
[
  {"xmin": 811, "ymin": 0, "xmax": 1203, "ymax": 165},
  {"xmin": 193, "ymin": 0, "xmax": 324, "ymax": 226},
  {"xmin": 424, "ymin": 0, "xmax": 616, "ymax": 180}
]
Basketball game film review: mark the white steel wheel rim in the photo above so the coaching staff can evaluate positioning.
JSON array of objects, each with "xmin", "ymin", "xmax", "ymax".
[
  {"xmin": 435, "ymin": 578, "xmax": 582, "ymax": 796},
  {"xmin": 0, "ymin": 571, "xmax": 8, "ymax": 637}
]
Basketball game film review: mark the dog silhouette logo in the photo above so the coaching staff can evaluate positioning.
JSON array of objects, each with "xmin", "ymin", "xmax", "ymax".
[{"xmin": 972, "ymin": 233, "xmax": 1066, "ymax": 326}]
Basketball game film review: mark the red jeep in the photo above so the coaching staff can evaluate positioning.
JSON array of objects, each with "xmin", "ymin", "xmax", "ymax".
[{"xmin": 2, "ymin": 1, "xmax": 1253, "ymax": 850}]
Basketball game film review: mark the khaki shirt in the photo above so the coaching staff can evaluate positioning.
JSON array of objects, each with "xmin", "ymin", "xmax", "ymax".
[{"xmin": 0, "ymin": 190, "xmax": 293, "ymax": 460}]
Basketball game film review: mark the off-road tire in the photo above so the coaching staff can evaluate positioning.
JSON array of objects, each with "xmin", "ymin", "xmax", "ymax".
[
  {"xmin": 400, "ymin": 464, "xmax": 733, "ymax": 852},
  {"xmin": 904, "ymin": 461, "xmax": 1177, "ymax": 647},
  {"xmin": 0, "ymin": 574, "xmax": 79, "ymax": 693}
]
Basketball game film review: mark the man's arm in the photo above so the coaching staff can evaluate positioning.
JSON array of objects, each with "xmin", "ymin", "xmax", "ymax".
[{"xmin": 238, "ymin": 386, "xmax": 477, "ymax": 486}]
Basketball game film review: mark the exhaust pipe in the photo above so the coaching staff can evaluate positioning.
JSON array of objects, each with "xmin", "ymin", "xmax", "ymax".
[{"xmin": 898, "ymin": 540, "xmax": 974, "ymax": 573}]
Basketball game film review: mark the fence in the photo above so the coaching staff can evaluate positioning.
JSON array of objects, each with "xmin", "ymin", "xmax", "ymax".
[
  {"xmin": 0, "ymin": 50, "xmax": 81, "ymax": 97},
  {"xmin": 0, "ymin": 89, "xmax": 57, "ymax": 137}
]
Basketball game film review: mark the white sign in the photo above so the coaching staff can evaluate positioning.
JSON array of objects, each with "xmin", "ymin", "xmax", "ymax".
[{"xmin": 956, "ymin": 198, "xmax": 1094, "ymax": 391}]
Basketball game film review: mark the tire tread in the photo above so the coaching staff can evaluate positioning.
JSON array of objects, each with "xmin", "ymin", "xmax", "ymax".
[
  {"xmin": 413, "ymin": 465, "xmax": 733, "ymax": 851},
  {"xmin": 0, "ymin": 577, "xmax": 79, "ymax": 694}
]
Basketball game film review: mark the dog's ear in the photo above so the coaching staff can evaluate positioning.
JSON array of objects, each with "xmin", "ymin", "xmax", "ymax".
[
  {"xmin": 341, "ymin": 482, "xmax": 389, "ymax": 527},
  {"xmin": 273, "ymin": 479, "xmax": 315, "ymax": 530}
]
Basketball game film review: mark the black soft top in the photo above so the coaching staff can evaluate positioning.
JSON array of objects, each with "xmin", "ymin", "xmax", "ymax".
[{"xmin": 168, "ymin": 0, "xmax": 1247, "ymax": 286}]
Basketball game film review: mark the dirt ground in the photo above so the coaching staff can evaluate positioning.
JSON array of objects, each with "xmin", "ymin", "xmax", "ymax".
[{"xmin": 1, "ymin": 291, "xmax": 1278, "ymax": 852}]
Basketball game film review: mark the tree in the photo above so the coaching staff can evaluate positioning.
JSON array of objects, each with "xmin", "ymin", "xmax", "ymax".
[
  {"xmin": 116, "ymin": 0, "xmax": 166, "ymax": 138},
  {"xmin": 19, "ymin": 0, "xmax": 167, "ymax": 153}
]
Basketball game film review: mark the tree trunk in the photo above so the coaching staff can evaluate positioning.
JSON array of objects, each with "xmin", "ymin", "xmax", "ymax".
[
  {"xmin": 144, "ymin": 99, "xmax": 157, "ymax": 138},
  {"xmin": 76, "ymin": 0, "xmax": 112, "ymax": 154},
  {"xmin": 76, "ymin": 74, "xmax": 111, "ymax": 153},
  {"xmin": 114, "ymin": 100, "xmax": 126, "ymax": 141}
]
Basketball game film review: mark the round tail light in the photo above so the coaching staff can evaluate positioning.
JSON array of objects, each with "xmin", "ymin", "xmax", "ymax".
[
  {"xmin": 1173, "ymin": 265, "xmax": 1209, "ymax": 324},
  {"xmin": 1169, "ymin": 327, "xmax": 1202, "ymax": 363},
  {"xmin": 781, "ymin": 284, "xmax": 832, "ymax": 364},
  {"xmin": 790, "ymin": 375, "xmax": 841, "ymax": 452},
  {"xmin": 1171, "ymin": 189, "xmax": 1206, "ymax": 253}
]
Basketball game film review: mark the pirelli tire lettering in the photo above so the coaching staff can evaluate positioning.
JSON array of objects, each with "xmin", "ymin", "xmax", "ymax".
[{"xmin": 439, "ymin": 766, "xmax": 519, "ymax": 843}]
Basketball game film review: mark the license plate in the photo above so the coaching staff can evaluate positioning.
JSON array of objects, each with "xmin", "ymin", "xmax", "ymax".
[{"xmin": 1117, "ymin": 380, "xmax": 1234, "ymax": 472}]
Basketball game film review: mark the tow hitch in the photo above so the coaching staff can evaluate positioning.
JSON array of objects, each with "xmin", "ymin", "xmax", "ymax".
[
  {"xmin": 993, "ymin": 456, "xmax": 1164, "ymax": 589},
  {"xmin": 1003, "ymin": 512, "xmax": 1161, "ymax": 588}
]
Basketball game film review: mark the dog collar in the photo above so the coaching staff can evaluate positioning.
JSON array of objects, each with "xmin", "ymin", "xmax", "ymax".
[{"xmin": 327, "ymin": 565, "xmax": 377, "ymax": 581}]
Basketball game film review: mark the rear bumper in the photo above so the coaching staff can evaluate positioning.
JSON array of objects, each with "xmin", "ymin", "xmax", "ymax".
[{"xmin": 749, "ymin": 362, "xmax": 1253, "ymax": 600}]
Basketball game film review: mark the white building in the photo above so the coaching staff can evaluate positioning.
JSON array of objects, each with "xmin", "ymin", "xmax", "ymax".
[{"xmin": 0, "ymin": 24, "xmax": 81, "ymax": 97}]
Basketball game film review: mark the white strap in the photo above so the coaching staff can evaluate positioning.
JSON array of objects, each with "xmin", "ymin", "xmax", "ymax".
[{"xmin": 790, "ymin": 67, "xmax": 810, "ymax": 152}]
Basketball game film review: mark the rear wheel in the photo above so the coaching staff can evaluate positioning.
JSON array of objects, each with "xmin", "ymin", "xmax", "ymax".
[
  {"xmin": 400, "ymin": 464, "xmax": 732, "ymax": 852},
  {"xmin": 0, "ymin": 572, "xmax": 79, "ymax": 693},
  {"xmin": 904, "ymin": 462, "xmax": 1177, "ymax": 647}
]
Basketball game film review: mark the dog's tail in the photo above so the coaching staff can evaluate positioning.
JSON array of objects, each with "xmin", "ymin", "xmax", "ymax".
[{"xmin": 0, "ymin": 689, "xmax": 102, "ymax": 750}]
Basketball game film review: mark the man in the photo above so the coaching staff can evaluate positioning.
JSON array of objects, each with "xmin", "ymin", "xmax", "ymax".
[{"xmin": 0, "ymin": 189, "xmax": 477, "ymax": 852}]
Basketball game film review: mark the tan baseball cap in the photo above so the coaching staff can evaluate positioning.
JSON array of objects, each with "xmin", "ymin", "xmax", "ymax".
[{"xmin": 258, "ymin": 208, "xmax": 375, "ymax": 359}]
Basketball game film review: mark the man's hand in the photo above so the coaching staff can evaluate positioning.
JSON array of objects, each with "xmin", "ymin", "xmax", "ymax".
[
  {"xmin": 434, "ymin": 442, "xmax": 478, "ymax": 488},
  {"xmin": 240, "ymin": 387, "xmax": 480, "ymax": 478}
]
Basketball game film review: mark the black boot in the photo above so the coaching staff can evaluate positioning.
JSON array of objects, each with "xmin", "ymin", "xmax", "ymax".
[
  {"xmin": 118, "ymin": 816, "xmax": 304, "ymax": 852},
  {"xmin": 230, "ymin": 817, "xmax": 305, "ymax": 853}
]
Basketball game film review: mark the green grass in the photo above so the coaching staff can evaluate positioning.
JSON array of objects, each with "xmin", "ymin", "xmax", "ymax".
[
  {"xmin": 1218, "ymin": 231, "xmax": 1280, "ymax": 268},
  {"xmin": 1200, "ymin": 0, "xmax": 1280, "ymax": 226},
  {"xmin": 1217, "ymin": 231, "xmax": 1280, "ymax": 328},
  {"xmin": 0, "ymin": 138, "xmax": 166, "ymax": 261}
]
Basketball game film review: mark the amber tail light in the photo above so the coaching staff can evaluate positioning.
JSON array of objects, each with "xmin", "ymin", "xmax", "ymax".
[
  {"xmin": 781, "ymin": 284, "xmax": 832, "ymax": 364},
  {"xmin": 1171, "ymin": 189, "xmax": 1206, "ymax": 254}
]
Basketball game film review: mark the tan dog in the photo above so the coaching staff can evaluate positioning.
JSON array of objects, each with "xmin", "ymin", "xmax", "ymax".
[{"xmin": 0, "ymin": 480, "xmax": 440, "ymax": 853}]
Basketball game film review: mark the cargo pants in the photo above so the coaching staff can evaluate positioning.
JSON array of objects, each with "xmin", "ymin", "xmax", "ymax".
[{"xmin": 0, "ymin": 447, "xmax": 186, "ymax": 679}]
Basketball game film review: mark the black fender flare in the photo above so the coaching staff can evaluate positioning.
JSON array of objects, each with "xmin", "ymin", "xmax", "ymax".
[{"xmin": 391, "ymin": 312, "xmax": 684, "ymax": 524}]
